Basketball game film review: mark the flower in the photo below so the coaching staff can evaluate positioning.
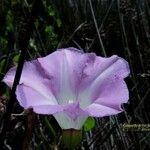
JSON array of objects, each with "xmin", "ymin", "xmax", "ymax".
[{"xmin": 3, "ymin": 47, "xmax": 130, "ymax": 129}]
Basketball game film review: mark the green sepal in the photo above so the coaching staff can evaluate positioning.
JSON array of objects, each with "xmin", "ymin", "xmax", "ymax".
[{"xmin": 62, "ymin": 129, "xmax": 82, "ymax": 150}]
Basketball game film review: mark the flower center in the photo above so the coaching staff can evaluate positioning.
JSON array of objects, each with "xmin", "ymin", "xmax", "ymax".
[{"xmin": 68, "ymin": 100, "xmax": 74, "ymax": 104}]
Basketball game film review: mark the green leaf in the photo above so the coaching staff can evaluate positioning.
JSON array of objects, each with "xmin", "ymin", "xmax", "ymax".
[
  {"xmin": 48, "ymin": 6, "xmax": 55, "ymax": 16},
  {"xmin": 45, "ymin": 25, "xmax": 54, "ymax": 37},
  {"xmin": 56, "ymin": 18, "xmax": 62, "ymax": 27},
  {"xmin": 83, "ymin": 117, "xmax": 95, "ymax": 131},
  {"xmin": 13, "ymin": 53, "xmax": 20, "ymax": 64}
]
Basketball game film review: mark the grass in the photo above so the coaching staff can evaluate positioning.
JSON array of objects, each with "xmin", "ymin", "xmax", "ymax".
[{"xmin": 0, "ymin": 0, "xmax": 150, "ymax": 149}]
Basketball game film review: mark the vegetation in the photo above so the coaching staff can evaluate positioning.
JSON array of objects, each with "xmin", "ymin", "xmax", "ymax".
[{"xmin": 0, "ymin": 0, "xmax": 150, "ymax": 149}]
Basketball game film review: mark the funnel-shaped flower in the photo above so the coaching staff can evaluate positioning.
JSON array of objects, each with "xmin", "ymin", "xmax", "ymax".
[{"xmin": 3, "ymin": 48, "xmax": 130, "ymax": 129}]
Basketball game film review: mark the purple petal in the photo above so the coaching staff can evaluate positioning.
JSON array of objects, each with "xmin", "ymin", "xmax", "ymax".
[
  {"xmin": 38, "ymin": 48, "xmax": 96, "ymax": 104},
  {"xmin": 54, "ymin": 112, "xmax": 88, "ymax": 129},
  {"xmin": 3, "ymin": 47, "xmax": 130, "ymax": 129},
  {"xmin": 53, "ymin": 101, "xmax": 88, "ymax": 129},
  {"xmin": 2, "ymin": 67, "xmax": 16, "ymax": 88},
  {"xmin": 93, "ymin": 79, "xmax": 129, "ymax": 109},
  {"xmin": 16, "ymin": 84, "xmax": 57, "ymax": 107},
  {"xmin": 3, "ymin": 60, "xmax": 58, "ymax": 108},
  {"xmin": 63, "ymin": 102, "xmax": 87, "ymax": 119},
  {"xmin": 78, "ymin": 55, "xmax": 130, "ymax": 110},
  {"xmin": 33, "ymin": 105, "xmax": 63, "ymax": 114},
  {"xmin": 84, "ymin": 103, "xmax": 122, "ymax": 117}
]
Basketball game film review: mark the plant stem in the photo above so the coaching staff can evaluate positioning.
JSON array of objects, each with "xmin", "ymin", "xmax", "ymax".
[{"xmin": 0, "ymin": 0, "xmax": 41, "ymax": 147}]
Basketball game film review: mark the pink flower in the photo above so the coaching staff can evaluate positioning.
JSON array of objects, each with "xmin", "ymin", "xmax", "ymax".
[{"xmin": 3, "ymin": 48, "xmax": 130, "ymax": 129}]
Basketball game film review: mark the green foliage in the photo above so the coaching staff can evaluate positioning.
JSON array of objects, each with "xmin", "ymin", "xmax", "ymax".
[
  {"xmin": 83, "ymin": 117, "xmax": 95, "ymax": 131},
  {"xmin": 44, "ymin": 5, "xmax": 62, "ymax": 49},
  {"xmin": 0, "ymin": 0, "xmax": 150, "ymax": 149},
  {"xmin": 45, "ymin": 26, "xmax": 57, "ymax": 38},
  {"xmin": 13, "ymin": 52, "xmax": 20, "ymax": 64},
  {"xmin": 0, "ymin": 38, "xmax": 7, "ymax": 52},
  {"xmin": 6, "ymin": 11, "xmax": 14, "ymax": 33},
  {"xmin": 45, "ymin": 25, "xmax": 58, "ymax": 48},
  {"xmin": 48, "ymin": 6, "xmax": 55, "ymax": 16},
  {"xmin": 47, "ymin": 5, "xmax": 62, "ymax": 27}
]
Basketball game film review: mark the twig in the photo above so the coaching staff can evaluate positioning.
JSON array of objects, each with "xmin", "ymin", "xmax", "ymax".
[
  {"xmin": 88, "ymin": 0, "xmax": 115, "ymax": 51},
  {"xmin": 88, "ymin": 0, "xmax": 106, "ymax": 56},
  {"xmin": 22, "ymin": 110, "xmax": 37, "ymax": 150},
  {"xmin": 0, "ymin": 0, "xmax": 41, "ymax": 147}
]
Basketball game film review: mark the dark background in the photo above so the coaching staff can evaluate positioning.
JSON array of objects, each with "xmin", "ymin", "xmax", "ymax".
[{"xmin": 0, "ymin": 0, "xmax": 150, "ymax": 149}]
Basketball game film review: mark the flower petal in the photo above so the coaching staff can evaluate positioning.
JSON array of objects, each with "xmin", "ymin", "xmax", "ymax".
[
  {"xmin": 3, "ymin": 60, "xmax": 58, "ymax": 105},
  {"xmin": 2, "ymin": 67, "xmax": 16, "ymax": 88},
  {"xmin": 33, "ymin": 105, "xmax": 63, "ymax": 114},
  {"xmin": 16, "ymin": 84, "xmax": 57, "ymax": 108},
  {"xmin": 84, "ymin": 79, "xmax": 129, "ymax": 117},
  {"xmin": 54, "ymin": 102, "xmax": 88, "ymax": 129},
  {"xmin": 16, "ymin": 84, "xmax": 62, "ymax": 114},
  {"xmin": 3, "ymin": 48, "xmax": 130, "ymax": 129},
  {"xmin": 78, "ymin": 55, "xmax": 130, "ymax": 108},
  {"xmin": 38, "ymin": 48, "xmax": 95, "ymax": 104},
  {"xmin": 84, "ymin": 103, "xmax": 122, "ymax": 117},
  {"xmin": 54, "ymin": 112, "xmax": 87, "ymax": 129},
  {"xmin": 63, "ymin": 102, "xmax": 87, "ymax": 119},
  {"xmin": 94, "ymin": 79, "xmax": 129, "ymax": 109}
]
